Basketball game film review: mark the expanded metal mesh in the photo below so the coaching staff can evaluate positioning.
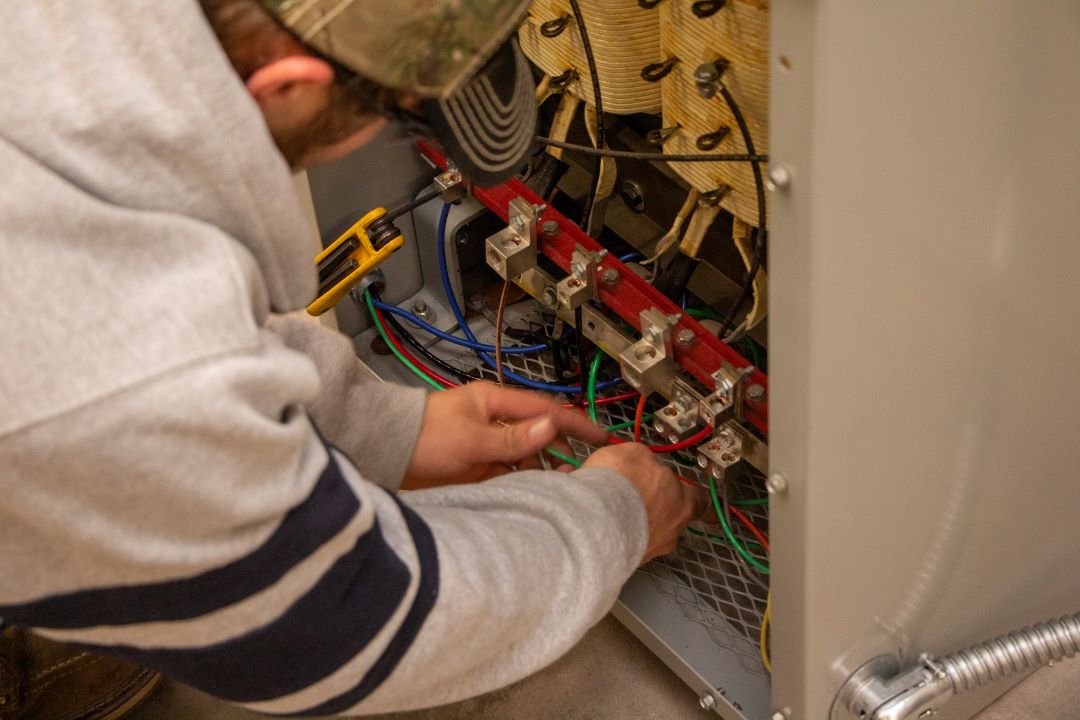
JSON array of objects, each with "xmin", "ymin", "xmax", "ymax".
[{"xmin": 422, "ymin": 304, "xmax": 771, "ymax": 676}]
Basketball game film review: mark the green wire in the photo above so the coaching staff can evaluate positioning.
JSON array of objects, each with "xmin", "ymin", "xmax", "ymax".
[
  {"xmin": 545, "ymin": 447, "xmax": 582, "ymax": 468},
  {"xmin": 605, "ymin": 414, "xmax": 653, "ymax": 433},
  {"xmin": 686, "ymin": 307, "xmax": 724, "ymax": 322},
  {"xmin": 732, "ymin": 497, "xmax": 769, "ymax": 507},
  {"xmin": 586, "ymin": 351, "xmax": 604, "ymax": 422},
  {"xmin": 687, "ymin": 307, "xmax": 764, "ymax": 368},
  {"xmin": 744, "ymin": 337, "xmax": 763, "ymax": 369},
  {"xmin": 365, "ymin": 291, "xmax": 445, "ymax": 392},
  {"xmin": 686, "ymin": 526, "xmax": 764, "ymax": 549},
  {"xmin": 369, "ymin": 290, "xmax": 580, "ymax": 468},
  {"xmin": 708, "ymin": 475, "xmax": 770, "ymax": 575}
]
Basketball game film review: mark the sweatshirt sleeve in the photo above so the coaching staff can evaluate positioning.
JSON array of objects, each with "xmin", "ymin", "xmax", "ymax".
[
  {"xmin": 0, "ymin": 327, "xmax": 648, "ymax": 716},
  {"xmin": 265, "ymin": 312, "xmax": 428, "ymax": 491}
]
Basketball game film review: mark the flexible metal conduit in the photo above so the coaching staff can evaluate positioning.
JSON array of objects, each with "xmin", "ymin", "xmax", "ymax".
[
  {"xmin": 836, "ymin": 611, "xmax": 1080, "ymax": 720},
  {"xmin": 939, "ymin": 611, "xmax": 1080, "ymax": 695}
]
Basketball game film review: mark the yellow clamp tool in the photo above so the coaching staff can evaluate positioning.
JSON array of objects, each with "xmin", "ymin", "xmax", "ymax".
[
  {"xmin": 307, "ymin": 208, "xmax": 403, "ymax": 316},
  {"xmin": 306, "ymin": 170, "xmax": 464, "ymax": 316}
]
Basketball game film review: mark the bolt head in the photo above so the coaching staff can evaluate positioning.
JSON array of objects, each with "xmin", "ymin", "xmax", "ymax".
[
  {"xmin": 766, "ymin": 472, "xmax": 789, "ymax": 495},
  {"xmin": 697, "ymin": 455, "xmax": 709, "ymax": 469},
  {"xmin": 699, "ymin": 693, "xmax": 716, "ymax": 710},
  {"xmin": 676, "ymin": 328, "xmax": 696, "ymax": 347},
  {"xmin": 771, "ymin": 713, "xmax": 787, "ymax": 720},
  {"xmin": 570, "ymin": 260, "xmax": 586, "ymax": 277},
  {"xmin": 600, "ymin": 268, "xmax": 620, "ymax": 286},
  {"xmin": 747, "ymin": 383, "xmax": 766, "ymax": 402},
  {"xmin": 465, "ymin": 292, "xmax": 485, "ymax": 311},
  {"xmin": 541, "ymin": 287, "xmax": 558, "ymax": 308},
  {"xmin": 694, "ymin": 64, "xmax": 720, "ymax": 83},
  {"xmin": 541, "ymin": 220, "xmax": 559, "ymax": 238},
  {"xmin": 766, "ymin": 165, "xmax": 792, "ymax": 191},
  {"xmin": 412, "ymin": 300, "xmax": 429, "ymax": 314}
]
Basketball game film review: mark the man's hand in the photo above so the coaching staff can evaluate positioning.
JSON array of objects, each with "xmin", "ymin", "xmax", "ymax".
[
  {"xmin": 581, "ymin": 443, "xmax": 708, "ymax": 564},
  {"xmin": 402, "ymin": 382, "xmax": 610, "ymax": 489}
]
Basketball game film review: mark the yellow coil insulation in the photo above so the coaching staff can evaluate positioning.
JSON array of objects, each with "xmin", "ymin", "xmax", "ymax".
[
  {"xmin": 519, "ymin": 0, "xmax": 663, "ymax": 115},
  {"xmin": 659, "ymin": 0, "xmax": 769, "ymax": 228}
]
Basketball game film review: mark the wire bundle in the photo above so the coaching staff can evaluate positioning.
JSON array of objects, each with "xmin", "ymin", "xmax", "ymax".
[{"xmin": 365, "ymin": 202, "xmax": 772, "ymax": 671}]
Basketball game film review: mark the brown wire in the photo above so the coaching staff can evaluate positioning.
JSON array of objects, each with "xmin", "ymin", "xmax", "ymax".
[{"xmin": 494, "ymin": 280, "xmax": 511, "ymax": 386}]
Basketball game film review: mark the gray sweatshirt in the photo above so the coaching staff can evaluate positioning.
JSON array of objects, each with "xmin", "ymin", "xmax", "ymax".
[{"xmin": 0, "ymin": 1, "xmax": 647, "ymax": 715}]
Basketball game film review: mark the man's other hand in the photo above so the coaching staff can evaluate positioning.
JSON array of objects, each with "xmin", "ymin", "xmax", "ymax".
[
  {"xmin": 402, "ymin": 382, "xmax": 610, "ymax": 489},
  {"xmin": 581, "ymin": 444, "xmax": 708, "ymax": 564}
]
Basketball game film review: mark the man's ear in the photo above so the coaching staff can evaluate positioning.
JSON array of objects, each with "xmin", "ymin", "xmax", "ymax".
[{"xmin": 245, "ymin": 56, "xmax": 334, "ymax": 103}]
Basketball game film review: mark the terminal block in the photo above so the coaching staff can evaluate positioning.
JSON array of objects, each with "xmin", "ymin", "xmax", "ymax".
[{"xmin": 485, "ymin": 197, "xmax": 540, "ymax": 280}]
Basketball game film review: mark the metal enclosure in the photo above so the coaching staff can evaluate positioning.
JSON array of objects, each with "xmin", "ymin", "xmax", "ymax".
[{"xmin": 769, "ymin": 2, "xmax": 1080, "ymax": 718}]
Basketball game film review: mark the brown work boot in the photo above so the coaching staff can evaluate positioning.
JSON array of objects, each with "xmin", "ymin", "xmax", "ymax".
[{"xmin": 0, "ymin": 626, "xmax": 160, "ymax": 720}]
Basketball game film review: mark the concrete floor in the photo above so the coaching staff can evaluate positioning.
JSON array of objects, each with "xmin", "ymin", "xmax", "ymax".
[{"xmin": 128, "ymin": 614, "xmax": 1080, "ymax": 720}]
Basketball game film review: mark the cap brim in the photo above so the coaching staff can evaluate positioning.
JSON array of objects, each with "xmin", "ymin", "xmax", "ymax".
[{"xmin": 422, "ymin": 40, "xmax": 537, "ymax": 188}]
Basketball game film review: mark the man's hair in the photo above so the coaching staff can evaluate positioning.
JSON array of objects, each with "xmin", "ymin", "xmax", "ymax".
[
  {"xmin": 199, "ymin": 0, "xmax": 293, "ymax": 79},
  {"xmin": 198, "ymin": 0, "xmax": 381, "ymax": 168}
]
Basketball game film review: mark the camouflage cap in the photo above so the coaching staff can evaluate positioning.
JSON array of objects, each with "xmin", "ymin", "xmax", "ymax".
[{"xmin": 262, "ymin": 0, "xmax": 533, "ymax": 99}]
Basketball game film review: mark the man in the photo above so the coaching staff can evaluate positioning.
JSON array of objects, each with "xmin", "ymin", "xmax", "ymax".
[{"xmin": 0, "ymin": 0, "xmax": 705, "ymax": 717}]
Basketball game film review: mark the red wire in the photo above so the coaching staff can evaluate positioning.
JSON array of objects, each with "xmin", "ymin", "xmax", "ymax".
[
  {"xmin": 560, "ymin": 391, "xmax": 640, "ymax": 410},
  {"xmin": 374, "ymin": 307, "xmax": 457, "ymax": 389},
  {"xmin": 610, "ymin": 424, "xmax": 713, "ymax": 454},
  {"xmin": 632, "ymin": 393, "xmax": 647, "ymax": 443},
  {"xmin": 731, "ymin": 505, "xmax": 770, "ymax": 551}
]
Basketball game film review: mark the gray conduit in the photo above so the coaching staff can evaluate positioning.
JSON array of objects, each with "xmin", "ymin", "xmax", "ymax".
[{"xmin": 834, "ymin": 612, "xmax": 1080, "ymax": 720}]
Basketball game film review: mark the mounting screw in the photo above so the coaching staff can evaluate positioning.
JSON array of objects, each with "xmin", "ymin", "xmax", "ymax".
[
  {"xmin": 676, "ymin": 328, "xmax": 696, "ymax": 347},
  {"xmin": 465, "ymin": 292, "xmax": 485, "ymax": 312},
  {"xmin": 541, "ymin": 286, "xmax": 558, "ymax": 308},
  {"xmin": 766, "ymin": 472, "xmax": 789, "ymax": 496},
  {"xmin": 771, "ymin": 713, "xmax": 787, "ymax": 720},
  {"xmin": 541, "ymin": 220, "xmax": 560, "ymax": 238},
  {"xmin": 410, "ymin": 299, "xmax": 436, "ymax": 324},
  {"xmin": 766, "ymin": 165, "xmax": 792, "ymax": 192},
  {"xmin": 747, "ymin": 383, "xmax": 766, "ymax": 402},
  {"xmin": 619, "ymin": 180, "xmax": 646, "ymax": 213},
  {"xmin": 693, "ymin": 62, "xmax": 723, "ymax": 99},
  {"xmin": 600, "ymin": 268, "xmax": 620, "ymax": 286},
  {"xmin": 699, "ymin": 693, "xmax": 716, "ymax": 710}
]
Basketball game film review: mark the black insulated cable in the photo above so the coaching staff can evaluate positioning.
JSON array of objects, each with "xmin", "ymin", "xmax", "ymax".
[
  {"xmin": 536, "ymin": 138, "xmax": 767, "ymax": 163},
  {"xmin": 568, "ymin": 0, "xmax": 605, "ymax": 232},
  {"xmin": 716, "ymin": 81, "xmax": 767, "ymax": 337}
]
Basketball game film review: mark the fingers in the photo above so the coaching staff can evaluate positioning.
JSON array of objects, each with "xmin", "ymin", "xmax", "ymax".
[
  {"xmin": 471, "ymin": 383, "xmax": 610, "ymax": 445},
  {"xmin": 688, "ymin": 483, "xmax": 711, "ymax": 521},
  {"xmin": 474, "ymin": 416, "xmax": 558, "ymax": 465}
]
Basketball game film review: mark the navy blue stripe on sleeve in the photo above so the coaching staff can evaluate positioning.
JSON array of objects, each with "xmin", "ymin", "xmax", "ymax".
[
  {"xmin": 76, "ymin": 496, "xmax": 417, "ymax": 702},
  {"xmin": 298, "ymin": 494, "xmax": 439, "ymax": 716},
  {"xmin": 0, "ymin": 444, "xmax": 358, "ymax": 629}
]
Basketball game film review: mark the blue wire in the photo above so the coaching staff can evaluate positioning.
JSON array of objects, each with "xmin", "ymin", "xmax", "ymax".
[
  {"xmin": 435, "ymin": 203, "xmax": 620, "ymax": 394},
  {"xmin": 619, "ymin": 251, "xmax": 644, "ymax": 263},
  {"xmin": 370, "ymin": 298, "xmax": 547, "ymax": 354}
]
